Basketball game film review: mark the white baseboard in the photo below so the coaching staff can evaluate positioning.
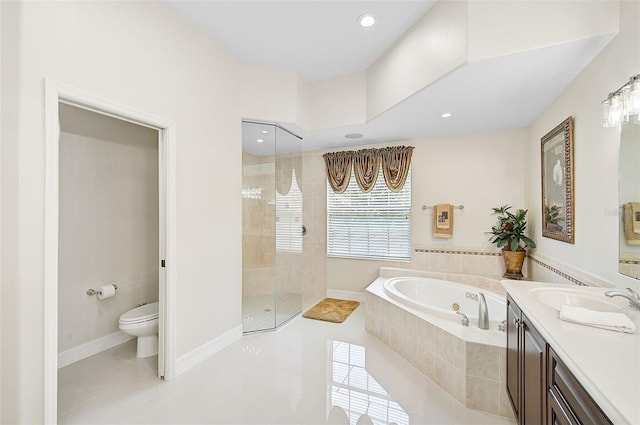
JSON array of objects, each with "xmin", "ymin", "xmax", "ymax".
[
  {"xmin": 175, "ymin": 325, "xmax": 242, "ymax": 376},
  {"xmin": 58, "ymin": 331, "xmax": 135, "ymax": 368},
  {"xmin": 327, "ymin": 289, "xmax": 366, "ymax": 303}
]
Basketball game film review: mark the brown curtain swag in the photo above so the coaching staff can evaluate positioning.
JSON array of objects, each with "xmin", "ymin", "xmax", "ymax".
[
  {"xmin": 324, "ymin": 146, "xmax": 414, "ymax": 193},
  {"xmin": 381, "ymin": 146, "xmax": 414, "ymax": 192},
  {"xmin": 353, "ymin": 148, "xmax": 381, "ymax": 193},
  {"xmin": 323, "ymin": 150, "xmax": 353, "ymax": 193}
]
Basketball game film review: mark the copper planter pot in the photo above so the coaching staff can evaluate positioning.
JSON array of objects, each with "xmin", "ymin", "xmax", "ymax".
[{"xmin": 502, "ymin": 248, "xmax": 526, "ymax": 279}]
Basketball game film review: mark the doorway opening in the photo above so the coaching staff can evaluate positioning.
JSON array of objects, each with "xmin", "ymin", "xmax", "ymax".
[{"xmin": 44, "ymin": 80, "xmax": 177, "ymax": 423}]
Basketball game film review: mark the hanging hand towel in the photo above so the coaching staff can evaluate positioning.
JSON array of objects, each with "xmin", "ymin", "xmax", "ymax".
[
  {"xmin": 433, "ymin": 204, "xmax": 454, "ymax": 238},
  {"xmin": 559, "ymin": 305, "xmax": 636, "ymax": 333},
  {"xmin": 632, "ymin": 202, "xmax": 640, "ymax": 234},
  {"xmin": 623, "ymin": 203, "xmax": 640, "ymax": 245}
]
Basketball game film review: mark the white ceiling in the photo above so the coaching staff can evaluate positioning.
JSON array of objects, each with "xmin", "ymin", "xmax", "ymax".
[
  {"xmin": 165, "ymin": 1, "xmax": 613, "ymax": 153},
  {"xmin": 165, "ymin": 1, "xmax": 437, "ymax": 81},
  {"xmin": 291, "ymin": 33, "xmax": 614, "ymax": 151}
]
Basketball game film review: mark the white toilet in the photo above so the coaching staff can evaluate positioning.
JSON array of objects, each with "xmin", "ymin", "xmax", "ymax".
[{"xmin": 119, "ymin": 302, "xmax": 159, "ymax": 358}]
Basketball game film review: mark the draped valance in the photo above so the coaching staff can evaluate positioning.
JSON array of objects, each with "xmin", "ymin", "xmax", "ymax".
[
  {"xmin": 323, "ymin": 150, "xmax": 353, "ymax": 194},
  {"xmin": 323, "ymin": 146, "xmax": 414, "ymax": 193}
]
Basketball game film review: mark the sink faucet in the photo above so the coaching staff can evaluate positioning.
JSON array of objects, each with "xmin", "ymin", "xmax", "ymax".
[
  {"xmin": 477, "ymin": 292, "xmax": 489, "ymax": 330},
  {"xmin": 605, "ymin": 287, "xmax": 640, "ymax": 311}
]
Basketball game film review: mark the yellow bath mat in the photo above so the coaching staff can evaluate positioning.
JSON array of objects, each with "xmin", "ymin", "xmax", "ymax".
[{"xmin": 302, "ymin": 298, "xmax": 360, "ymax": 323}]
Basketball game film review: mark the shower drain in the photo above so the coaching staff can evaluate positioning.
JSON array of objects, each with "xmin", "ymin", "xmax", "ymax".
[{"xmin": 264, "ymin": 308, "xmax": 272, "ymax": 312}]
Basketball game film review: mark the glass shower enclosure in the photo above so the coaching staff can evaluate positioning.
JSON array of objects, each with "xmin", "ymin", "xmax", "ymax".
[{"xmin": 241, "ymin": 121, "xmax": 303, "ymax": 332}]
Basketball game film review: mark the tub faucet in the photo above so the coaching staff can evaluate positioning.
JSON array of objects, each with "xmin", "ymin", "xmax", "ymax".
[
  {"xmin": 477, "ymin": 292, "xmax": 489, "ymax": 330},
  {"xmin": 605, "ymin": 288, "xmax": 640, "ymax": 311},
  {"xmin": 456, "ymin": 311, "xmax": 469, "ymax": 326}
]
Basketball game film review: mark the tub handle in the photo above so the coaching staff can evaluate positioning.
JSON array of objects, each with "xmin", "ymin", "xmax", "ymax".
[{"xmin": 456, "ymin": 311, "xmax": 469, "ymax": 327}]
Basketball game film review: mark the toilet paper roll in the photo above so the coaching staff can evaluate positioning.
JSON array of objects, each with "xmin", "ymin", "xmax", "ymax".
[{"xmin": 97, "ymin": 284, "xmax": 117, "ymax": 300}]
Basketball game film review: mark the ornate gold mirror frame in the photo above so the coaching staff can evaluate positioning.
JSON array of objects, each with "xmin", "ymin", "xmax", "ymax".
[{"xmin": 541, "ymin": 116, "xmax": 575, "ymax": 244}]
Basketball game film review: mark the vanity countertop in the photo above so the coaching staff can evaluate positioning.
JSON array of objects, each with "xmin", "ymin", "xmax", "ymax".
[{"xmin": 503, "ymin": 280, "xmax": 640, "ymax": 425}]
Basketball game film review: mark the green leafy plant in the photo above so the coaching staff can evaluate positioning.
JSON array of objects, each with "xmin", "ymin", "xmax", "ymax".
[{"xmin": 488, "ymin": 205, "xmax": 536, "ymax": 251}]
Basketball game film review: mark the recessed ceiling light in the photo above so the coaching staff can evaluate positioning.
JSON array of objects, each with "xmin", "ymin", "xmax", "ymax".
[
  {"xmin": 261, "ymin": 130, "xmax": 268, "ymax": 134},
  {"xmin": 358, "ymin": 14, "xmax": 376, "ymax": 28},
  {"xmin": 256, "ymin": 139, "xmax": 264, "ymax": 143},
  {"xmin": 441, "ymin": 112, "xmax": 453, "ymax": 118},
  {"xmin": 345, "ymin": 133, "xmax": 363, "ymax": 139}
]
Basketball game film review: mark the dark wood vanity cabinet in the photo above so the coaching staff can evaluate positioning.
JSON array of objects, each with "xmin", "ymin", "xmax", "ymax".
[
  {"xmin": 506, "ymin": 295, "xmax": 612, "ymax": 425},
  {"xmin": 507, "ymin": 295, "xmax": 546, "ymax": 424},
  {"xmin": 547, "ymin": 348, "xmax": 612, "ymax": 425}
]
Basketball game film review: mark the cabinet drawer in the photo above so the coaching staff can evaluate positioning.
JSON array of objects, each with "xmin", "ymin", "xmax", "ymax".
[
  {"xmin": 548, "ymin": 387, "xmax": 578, "ymax": 425},
  {"xmin": 547, "ymin": 348, "xmax": 611, "ymax": 425}
]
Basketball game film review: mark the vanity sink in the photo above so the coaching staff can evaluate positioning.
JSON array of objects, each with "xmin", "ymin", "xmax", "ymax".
[{"xmin": 528, "ymin": 287, "xmax": 626, "ymax": 313}]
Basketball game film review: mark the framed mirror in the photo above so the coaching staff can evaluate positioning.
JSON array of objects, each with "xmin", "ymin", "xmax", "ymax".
[
  {"xmin": 541, "ymin": 116, "xmax": 575, "ymax": 244},
  {"xmin": 619, "ymin": 121, "xmax": 640, "ymax": 280}
]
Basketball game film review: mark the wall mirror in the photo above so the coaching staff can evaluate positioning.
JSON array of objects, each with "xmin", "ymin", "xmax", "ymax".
[{"xmin": 619, "ymin": 121, "xmax": 640, "ymax": 280}]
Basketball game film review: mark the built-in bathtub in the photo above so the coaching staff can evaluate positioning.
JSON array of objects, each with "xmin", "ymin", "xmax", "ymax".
[
  {"xmin": 383, "ymin": 276, "xmax": 507, "ymax": 328},
  {"xmin": 365, "ymin": 267, "xmax": 513, "ymax": 418}
]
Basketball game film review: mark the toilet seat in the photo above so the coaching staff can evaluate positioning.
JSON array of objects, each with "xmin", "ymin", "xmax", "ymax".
[{"xmin": 119, "ymin": 302, "xmax": 159, "ymax": 324}]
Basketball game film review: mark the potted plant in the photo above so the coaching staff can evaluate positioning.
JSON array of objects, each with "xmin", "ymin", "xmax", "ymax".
[{"xmin": 488, "ymin": 205, "xmax": 536, "ymax": 279}]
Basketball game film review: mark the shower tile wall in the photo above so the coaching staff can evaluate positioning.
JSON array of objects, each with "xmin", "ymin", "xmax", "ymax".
[
  {"xmin": 242, "ymin": 152, "xmax": 276, "ymax": 299},
  {"xmin": 58, "ymin": 105, "xmax": 159, "ymax": 357},
  {"xmin": 243, "ymin": 150, "xmax": 326, "ymax": 315},
  {"xmin": 301, "ymin": 152, "xmax": 327, "ymax": 308}
]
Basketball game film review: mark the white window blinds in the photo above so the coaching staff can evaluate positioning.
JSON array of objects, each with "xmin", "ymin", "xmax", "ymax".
[{"xmin": 327, "ymin": 168, "xmax": 411, "ymax": 261}]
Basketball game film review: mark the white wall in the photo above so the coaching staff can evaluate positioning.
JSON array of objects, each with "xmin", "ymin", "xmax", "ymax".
[
  {"xmin": 1, "ymin": 1, "xmax": 22, "ymax": 420},
  {"xmin": 525, "ymin": 0, "xmax": 640, "ymax": 290},
  {"xmin": 410, "ymin": 129, "xmax": 528, "ymax": 248},
  {"xmin": 1, "ymin": 2, "xmax": 244, "ymax": 422},
  {"xmin": 239, "ymin": 61, "xmax": 301, "ymax": 123},
  {"xmin": 58, "ymin": 105, "xmax": 159, "ymax": 353},
  {"xmin": 307, "ymin": 72, "xmax": 366, "ymax": 131}
]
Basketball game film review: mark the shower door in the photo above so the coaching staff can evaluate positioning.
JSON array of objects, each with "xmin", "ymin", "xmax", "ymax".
[
  {"xmin": 241, "ymin": 121, "xmax": 302, "ymax": 332},
  {"xmin": 274, "ymin": 125, "xmax": 303, "ymax": 327}
]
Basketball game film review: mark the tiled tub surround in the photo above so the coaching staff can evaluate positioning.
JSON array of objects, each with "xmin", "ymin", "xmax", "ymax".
[
  {"xmin": 411, "ymin": 247, "xmax": 508, "ymax": 278},
  {"xmin": 410, "ymin": 248, "xmax": 614, "ymax": 288},
  {"xmin": 365, "ymin": 268, "xmax": 513, "ymax": 418}
]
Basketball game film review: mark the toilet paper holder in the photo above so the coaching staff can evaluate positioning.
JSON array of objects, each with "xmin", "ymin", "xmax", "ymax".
[{"xmin": 86, "ymin": 284, "xmax": 118, "ymax": 296}]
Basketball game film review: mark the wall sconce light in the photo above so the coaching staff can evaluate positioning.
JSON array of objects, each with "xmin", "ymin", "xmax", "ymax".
[{"xmin": 602, "ymin": 73, "xmax": 640, "ymax": 127}]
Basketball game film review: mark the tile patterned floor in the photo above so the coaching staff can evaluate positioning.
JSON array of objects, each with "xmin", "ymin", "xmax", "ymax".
[{"xmin": 58, "ymin": 305, "xmax": 515, "ymax": 424}]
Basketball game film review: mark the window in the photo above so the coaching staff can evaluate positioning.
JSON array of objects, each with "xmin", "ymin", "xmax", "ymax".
[{"xmin": 327, "ymin": 168, "xmax": 411, "ymax": 261}]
